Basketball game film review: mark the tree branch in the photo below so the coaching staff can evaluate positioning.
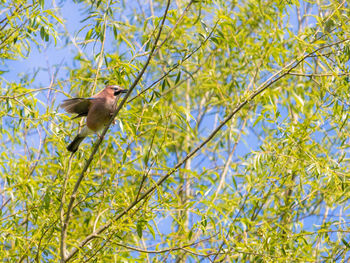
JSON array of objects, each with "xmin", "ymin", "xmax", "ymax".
[
  {"xmin": 115, "ymin": 236, "xmax": 212, "ymax": 254},
  {"xmin": 62, "ymin": 0, "xmax": 171, "ymax": 261},
  {"xmin": 288, "ymin": 72, "xmax": 350, "ymax": 77},
  {"xmin": 65, "ymin": 38, "xmax": 350, "ymax": 260}
]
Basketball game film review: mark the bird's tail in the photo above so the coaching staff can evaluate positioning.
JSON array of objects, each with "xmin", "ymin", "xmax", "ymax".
[{"xmin": 67, "ymin": 135, "xmax": 85, "ymax": 153}]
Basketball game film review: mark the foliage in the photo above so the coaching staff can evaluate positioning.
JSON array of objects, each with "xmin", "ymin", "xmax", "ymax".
[{"xmin": 0, "ymin": 0, "xmax": 350, "ymax": 262}]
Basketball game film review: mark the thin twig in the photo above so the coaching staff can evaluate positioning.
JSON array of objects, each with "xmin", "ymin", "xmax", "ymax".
[
  {"xmin": 115, "ymin": 236, "xmax": 212, "ymax": 254},
  {"xmin": 288, "ymin": 72, "xmax": 350, "ymax": 77},
  {"xmin": 211, "ymin": 191, "xmax": 251, "ymax": 262},
  {"xmin": 0, "ymin": 87, "xmax": 66, "ymax": 100},
  {"xmin": 60, "ymin": 154, "xmax": 74, "ymax": 262},
  {"xmin": 127, "ymin": 19, "xmax": 220, "ymax": 103},
  {"xmin": 91, "ymin": 8, "xmax": 109, "ymax": 95},
  {"xmin": 213, "ymin": 118, "xmax": 247, "ymax": 201},
  {"xmin": 154, "ymin": 0, "xmax": 194, "ymax": 54}
]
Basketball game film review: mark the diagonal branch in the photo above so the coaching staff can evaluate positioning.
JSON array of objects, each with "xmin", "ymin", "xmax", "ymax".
[
  {"xmin": 65, "ymin": 38, "xmax": 350, "ymax": 260},
  {"xmin": 210, "ymin": 37, "xmax": 350, "ymax": 262},
  {"xmin": 62, "ymin": 1, "xmax": 171, "ymax": 261}
]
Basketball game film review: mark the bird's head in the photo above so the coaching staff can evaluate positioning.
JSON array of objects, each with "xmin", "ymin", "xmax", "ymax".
[{"xmin": 106, "ymin": 85, "xmax": 128, "ymax": 96}]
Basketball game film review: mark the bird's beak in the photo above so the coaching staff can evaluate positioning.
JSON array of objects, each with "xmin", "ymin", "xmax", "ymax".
[{"xmin": 113, "ymin": 88, "xmax": 128, "ymax": 96}]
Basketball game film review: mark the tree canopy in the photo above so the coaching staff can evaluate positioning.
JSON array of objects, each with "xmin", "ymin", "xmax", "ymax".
[{"xmin": 1, "ymin": 0, "xmax": 350, "ymax": 262}]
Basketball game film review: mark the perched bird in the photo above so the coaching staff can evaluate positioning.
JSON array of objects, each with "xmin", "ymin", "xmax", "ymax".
[{"xmin": 60, "ymin": 85, "xmax": 128, "ymax": 153}]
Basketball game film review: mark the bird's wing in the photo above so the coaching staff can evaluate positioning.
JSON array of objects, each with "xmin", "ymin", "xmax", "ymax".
[{"xmin": 60, "ymin": 98, "xmax": 95, "ymax": 118}]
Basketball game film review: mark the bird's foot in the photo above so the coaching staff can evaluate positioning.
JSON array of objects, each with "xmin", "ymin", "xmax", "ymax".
[{"xmin": 110, "ymin": 113, "xmax": 116, "ymax": 124}]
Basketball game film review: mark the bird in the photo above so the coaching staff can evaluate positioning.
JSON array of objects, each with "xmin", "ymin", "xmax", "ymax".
[{"xmin": 60, "ymin": 85, "xmax": 128, "ymax": 153}]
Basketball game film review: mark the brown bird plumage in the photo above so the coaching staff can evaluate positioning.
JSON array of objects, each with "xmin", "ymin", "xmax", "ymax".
[{"xmin": 61, "ymin": 85, "xmax": 128, "ymax": 153}]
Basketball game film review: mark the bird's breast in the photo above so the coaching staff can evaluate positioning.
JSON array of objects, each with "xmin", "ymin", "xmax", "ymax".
[{"xmin": 86, "ymin": 100, "xmax": 115, "ymax": 132}]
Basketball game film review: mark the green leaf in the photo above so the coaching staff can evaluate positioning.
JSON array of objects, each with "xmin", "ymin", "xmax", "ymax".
[
  {"xmin": 122, "ymin": 150, "xmax": 127, "ymax": 163},
  {"xmin": 113, "ymin": 25, "xmax": 118, "ymax": 39},
  {"xmin": 146, "ymin": 222, "xmax": 155, "ymax": 239},
  {"xmin": 143, "ymin": 151, "xmax": 149, "ymax": 166},
  {"xmin": 200, "ymin": 19, "xmax": 209, "ymax": 33},
  {"xmin": 85, "ymin": 28, "xmax": 93, "ymax": 41},
  {"xmin": 161, "ymin": 79, "xmax": 168, "ymax": 92},
  {"xmin": 39, "ymin": 0, "xmax": 44, "ymax": 9},
  {"xmin": 40, "ymin": 26, "xmax": 45, "ymax": 40},
  {"xmin": 136, "ymin": 221, "xmax": 143, "ymax": 238},
  {"xmin": 175, "ymin": 71, "xmax": 181, "ymax": 85},
  {"xmin": 342, "ymin": 238, "xmax": 350, "ymax": 248}
]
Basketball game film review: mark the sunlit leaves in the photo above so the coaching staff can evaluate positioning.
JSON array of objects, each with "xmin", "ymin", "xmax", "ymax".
[{"xmin": 1, "ymin": 0, "xmax": 350, "ymax": 261}]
